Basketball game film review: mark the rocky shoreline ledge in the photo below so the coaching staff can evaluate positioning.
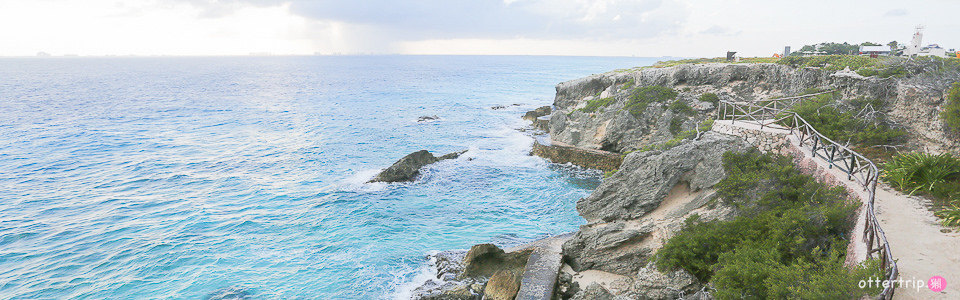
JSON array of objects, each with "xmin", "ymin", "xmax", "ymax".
[{"xmin": 410, "ymin": 60, "xmax": 960, "ymax": 299}]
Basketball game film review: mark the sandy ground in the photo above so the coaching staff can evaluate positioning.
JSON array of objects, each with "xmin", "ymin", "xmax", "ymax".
[{"xmin": 874, "ymin": 185, "xmax": 960, "ymax": 299}]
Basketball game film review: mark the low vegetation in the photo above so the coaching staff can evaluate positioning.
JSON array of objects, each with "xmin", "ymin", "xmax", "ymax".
[
  {"xmin": 941, "ymin": 81, "xmax": 960, "ymax": 131},
  {"xmin": 777, "ymin": 55, "xmax": 880, "ymax": 72},
  {"xmin": 625, "ymin": 86, "xmax": 678, "ymax": 117},
  {"xmin": 778, "ymin": 93, "xmax": 905, "ymax": 162},
  {"xmin": 578, "ymin": 97, "xmax": 616, "ymax": 114},
  {"xmin": 653, "ymin": 57, "xmax": 780, "ymax": 68},
  {"xmin": 699, "ymin": 93, "xmax": 719, "ymax": 106},
  {"xmin": 656, "ymin": 150, "xmax": 882, "ymax": 299},
  {"xmin": 640, "ymin": 119, "xmax": 713, "ymax": 152},
  {"xmin": 882, "ymin": 152, "xmax": 960, "ymax": 227}
]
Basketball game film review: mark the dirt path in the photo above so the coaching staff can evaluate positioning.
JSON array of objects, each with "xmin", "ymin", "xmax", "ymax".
[{"xmin": 874, "ymin": 186, "xmax": 960, "ymax": 299}]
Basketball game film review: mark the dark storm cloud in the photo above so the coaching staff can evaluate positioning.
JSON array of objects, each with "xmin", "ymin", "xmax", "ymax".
[{"xmin": 180, "ymin": 0, "xmax": 687, "ymax": 40}]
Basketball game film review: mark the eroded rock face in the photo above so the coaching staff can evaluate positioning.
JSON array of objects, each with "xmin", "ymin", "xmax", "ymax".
[
  {"xmin": 369, "ymin": 150, "xmax": 466, "ymax": 183},
  {"xmin": 570, "ymin": 284, "xmax": 615, "ymax": 300},
  {"xmin": 483, "ymin": 269, "xmax": 522, "ymax": 300},
  {"xmin": 576, "ymin": 132, "xmax": 750, "ymax": 222},
  {"xmin": 562, "ymin": 133, "xmax": 748, "ymax": 278},
  {"xmin": 460, "ymin": 244, "xmax": 529, "ymax": 279}
]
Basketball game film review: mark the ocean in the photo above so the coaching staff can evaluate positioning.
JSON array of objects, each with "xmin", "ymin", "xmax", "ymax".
[{"xmin": 0, "ymin": 55, "xmax": 658, "ymax": 299}]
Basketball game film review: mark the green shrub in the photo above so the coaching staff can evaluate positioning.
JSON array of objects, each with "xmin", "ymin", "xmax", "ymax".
[
  {"xmin": 941, "ymin": 82, "xmax": 960, "ymax": 131},
  {"xmin": 856, "ymin": 65, "xmax": 908, "ymax": 78},
  {"xmin": 578, "ymin": 97, "xmax": 616, "ymax": 114},
  {"xmin": 699, "ymin": 93, "xmax": 719, "ymax": 106},
  {"xmin": 625, "ymin": 86, "xmax": 678, "ymax": 117},
  {"xmin": 669, "ymin": 117, "xmax": 684, "ymax": 135},
  {"xmin": 780, "ymin": 93, "xmax": 905, "ymax": 150},
  {"xmin": 621, "ymin": 78, "xmax": 635, "ymax": 90},
  {"xmin": 669, "ymin": 100, "xmax": 694, "ymax": 115},
  {"xmin": 882, "ymin": 152, "xmax": 960, "ymax": 200},
  {"xmin": 657, "ymin": 150, "xmax": 864, "ymax": 298}
]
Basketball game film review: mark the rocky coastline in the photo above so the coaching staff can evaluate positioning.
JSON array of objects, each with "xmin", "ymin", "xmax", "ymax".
[{"xmin": 410, "ymin": 60, "xmax": 960, "ymax": 299}]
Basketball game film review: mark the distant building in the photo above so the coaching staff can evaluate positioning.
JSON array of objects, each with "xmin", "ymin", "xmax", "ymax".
[
  {"xmin": 859, "ymin": 45, "xmax": 891, "ymax": 57},
  {"xmin": 903, "ymin": 25, "xmax": 953, "ymax": 58},
  {"xmin": 36, "ymin": 52, "xmax": 51, "ymax": 57},
  {"xmin": 917, "ymin": 44, "xmax": 948, "ymax": 57}
]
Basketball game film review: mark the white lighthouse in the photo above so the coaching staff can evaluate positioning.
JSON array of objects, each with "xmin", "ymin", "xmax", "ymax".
[{"xmin": 904, "ymin": 25, "xmax": 924, "ymax": 56}]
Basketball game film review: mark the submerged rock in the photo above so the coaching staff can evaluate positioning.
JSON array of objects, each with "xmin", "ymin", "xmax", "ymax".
[
  {"xmin": 418, "ymin": 115, "xmax": 441, "ymax": 122},
  {"xmin": 369, "ymin": 150, "xmax": 467, "ymax": 183},
  {"xmin": 522, "ymin": 106, "xmax": 552, "ymax": 121},
  {"xmin": 205, "ymin": 286, "xmax": 251, "ymax": 300}
]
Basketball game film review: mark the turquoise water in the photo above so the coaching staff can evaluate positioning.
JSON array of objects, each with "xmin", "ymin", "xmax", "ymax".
[{"xmin": 0, "ymin": 56, "xmax": 658, "ymax": 299}]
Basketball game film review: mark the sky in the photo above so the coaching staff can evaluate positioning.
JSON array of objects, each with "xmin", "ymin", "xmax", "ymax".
[{"xmin": 0, "ymin": 0, "xmax": 957, "ymax": 57}]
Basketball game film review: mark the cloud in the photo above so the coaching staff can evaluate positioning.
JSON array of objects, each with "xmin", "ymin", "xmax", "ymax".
[
  {"xmin": 883, "ymin": 8, "xmax": 908, "ymax": 17},
  {"xmin": 179, "ymin": 0, "xmax": 689, "ymax": 40},
  {"xmin": 699, "ymin": 25, "xmax": 740, "ymax": 36}
]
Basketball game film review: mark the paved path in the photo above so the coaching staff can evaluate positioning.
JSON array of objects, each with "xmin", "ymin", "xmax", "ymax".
[{"xmin": 874, "ymin": 186, "xmax": 960, "ymax": 299}]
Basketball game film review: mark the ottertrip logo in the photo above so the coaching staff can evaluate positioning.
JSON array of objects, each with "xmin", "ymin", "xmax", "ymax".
[{"xmin": 859, "ymin": 276, "xmax": 947, "ymax": 292}]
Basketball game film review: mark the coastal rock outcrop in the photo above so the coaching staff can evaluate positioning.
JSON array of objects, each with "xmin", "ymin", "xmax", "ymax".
[
  {"xmin": 369, "ymin": 150, "xmax": 466, "ymax": 183},
  {"xmin": 575, "ymin": 132, "xmax": 750, "ymax": 223},
  {"xmin": 558, "ymin": 132, "xmax": 749, "ymax": 298},
  {"xmin": 412, "ymin": 244, "xmax": 531, "ymax": 300}
]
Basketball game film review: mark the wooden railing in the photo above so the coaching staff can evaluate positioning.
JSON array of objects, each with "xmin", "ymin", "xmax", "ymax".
[{"xmin": 717, "ymin": 91, "xmax": 898, "ymax": 300}]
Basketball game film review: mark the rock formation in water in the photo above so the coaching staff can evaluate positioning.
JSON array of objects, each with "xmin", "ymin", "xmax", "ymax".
[
  {"xmin": 411, "ymin": 244, "xmax": 530, "ymax": 300},
  {"xmin": 369, "ymin": 150, "xmax": 466, "ymax": 183}
]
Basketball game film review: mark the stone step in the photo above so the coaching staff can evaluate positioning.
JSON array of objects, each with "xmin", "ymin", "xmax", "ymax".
[{"xmin": 513, "ymin": 234, "xmax": 572, "ymax": 300}]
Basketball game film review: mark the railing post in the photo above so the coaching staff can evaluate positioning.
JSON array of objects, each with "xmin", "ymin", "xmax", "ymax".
[{"xmin": 718, "ymin": 91, "xmax": 896, "ymax": 299}]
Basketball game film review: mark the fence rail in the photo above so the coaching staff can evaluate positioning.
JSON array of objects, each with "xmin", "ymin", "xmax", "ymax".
[{"xmin": 716, "ymin": 91, "xmax": 898, "ymax": 300}]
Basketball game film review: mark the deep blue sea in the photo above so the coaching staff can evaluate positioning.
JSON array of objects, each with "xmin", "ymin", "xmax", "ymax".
[{"xmin": 0, "ymin": 55, "xmax": 658, "ymax": 299}]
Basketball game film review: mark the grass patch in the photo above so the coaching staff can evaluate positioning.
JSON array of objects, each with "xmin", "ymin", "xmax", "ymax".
[
  {"xmin": 578, "ymin": 97, "xmax": 616, "ymax": 114},
  {"xmin": 699, "ymin": 93, "xmax": 719, "ymax": 106},
  {"xmin": 883, "ymin": 152, "xmax": 960, "ymax": 226},
  {"xmin": 937, "ymin": 204, "xmax": 960, "ymax": 227},
  {"xmin": 656, "ymin": 150, "xmax": 881, "ymax": 299},
  {"xmin": 653, "ymin": 57, "xmax": 780, "ymax": 68},
  {"xmin": 941, "ymin": 81, "xmax": 960, "ymax": 131},
  {"xmin": 603, "ymin": 169, "xmax": 618, "ymax": 178},
  {"xmin": 882, "ymin": 152, "xmax": 960, "ymax": 202},
  {"xmin": 777, "ymin": 55, "xmax": 880, "ymax": 72},
  {"xmin": 625, "ymin": 86, "xmax": 677, "ymax": 117}
]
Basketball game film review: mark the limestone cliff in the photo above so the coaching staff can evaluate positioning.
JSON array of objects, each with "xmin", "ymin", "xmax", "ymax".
[{"xmin": 545, "ymin": 62, "xmax": 957, "ymax": 154}]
